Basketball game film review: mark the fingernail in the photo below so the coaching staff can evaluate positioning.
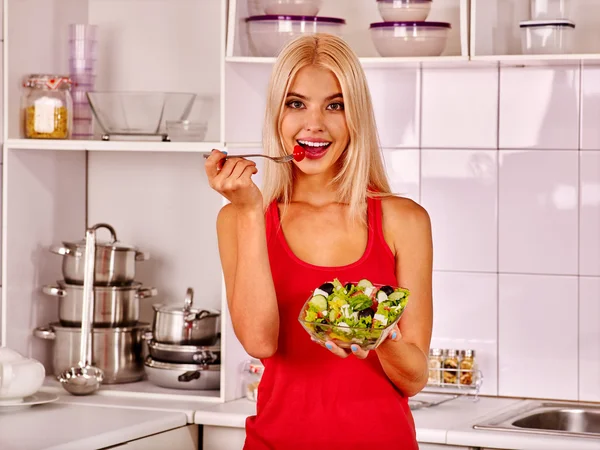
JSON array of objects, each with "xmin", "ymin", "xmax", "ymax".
[
  {"xmin": 392, "ymin": 332, "xmax": 397, "ymax": 340},
  {"xmin": 222, "ymin": 150, "xmax": 228, "ymax": 155},
  {"xmin": 351, "ymin": 344, "xmax": 359, "ymax": 352},
  {"xmin": 325, "ymin": 343, "xmax": 333, "ymax": 350}
]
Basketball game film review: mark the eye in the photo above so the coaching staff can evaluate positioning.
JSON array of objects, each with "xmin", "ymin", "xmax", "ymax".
[
  {"xmin": 327, "ymin": 102, "xmax": 344, "ymax": 111},
  {"xmin": 286, "ymin": 100, "xmax": 304, "ymax": 109}
]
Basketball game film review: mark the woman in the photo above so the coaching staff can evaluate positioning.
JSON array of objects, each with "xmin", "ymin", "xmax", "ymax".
[{"xmin": 205, "ymin": 33, "xmax": 433, "ymax": 449}]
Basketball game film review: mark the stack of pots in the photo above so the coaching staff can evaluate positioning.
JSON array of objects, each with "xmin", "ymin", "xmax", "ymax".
[
  {"xmin": 34, "ymin": 223, "xmax": 156, "ymax": 384},
  {"xmin": 143, "ymin": 288, "xmax": 222, "ymax": 391}
]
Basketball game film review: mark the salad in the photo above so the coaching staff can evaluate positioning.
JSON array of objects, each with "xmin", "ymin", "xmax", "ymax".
[{"xmin": 298, "ymin": 278, "xmax": 410, "ymax": 349}]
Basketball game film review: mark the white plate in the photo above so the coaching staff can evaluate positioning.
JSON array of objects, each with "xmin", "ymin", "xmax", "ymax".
[{"xmin": 0, "ymin": 392, "xmax": 59, "ymax": 413}]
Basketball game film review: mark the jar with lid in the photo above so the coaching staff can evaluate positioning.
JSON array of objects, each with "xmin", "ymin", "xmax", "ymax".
[
  {"xmin": 459, "ymin": 349, "xmax": 476, "ymax": 386},
  {"xmin": 242, "ymin": 359, "xmax": 264, "ymax": 401},
  {"xmin": 22, "ymin": 74, "xmax": 73, "ymax": 139},
  {"xmin": 442, "ymin": 349, "xmax": 460, "ymax": 385},
  {"xmin": 427, "ymin": 348, "xmax": 443, "ymax": 385}
]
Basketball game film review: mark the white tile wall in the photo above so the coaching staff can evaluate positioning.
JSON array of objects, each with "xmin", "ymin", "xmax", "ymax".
[
  {"xmin": 579, "ymin": 276, "xmax": 600, "ymax": 402},
  {"xmin": 499, "ymin": 150, "xmax": 578, "ymax": 275},
  {"xmin": 580, "ymin": 65, "xmax": 600, "ymax": 151},
  {"xmin": 421, "ymin": 68, "xmax": 498, "ymax": 149},
  {"xmin": 580, "ymin": 151, "xmax": 600, "ymax": 276},
  {"xmin": 499, "ymin": 67, "xmax": 580, "ymax": 150},
  {"xmin": 499, "ymin": 274, "xmax": 578, "ymax": 400},
  {"xmin": 430, "ymin": 271, "xmax": 498, "ymax": 395},
  {"xmin": 382, "ymin": 149, "xmax": 420, "ymax": 202},
  {"xmin": 421, "ymin": 149, "xmax": 497, "ymax": 272}
]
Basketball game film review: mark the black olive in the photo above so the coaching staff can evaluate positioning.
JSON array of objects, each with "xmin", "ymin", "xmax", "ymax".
[
  {"xmin": 344, "ymin": 282, "xmax": 354, "ymax": 292},
  {"xmin": 380, "ymin": 285, "xmax": 394, "ymax": 296},
  {"xmin": 358, "ymin": 308, "xmax": 374, "ymax": 319},
  {"xmin": 318, "ymin": 282, "xmax": 334, "ymax": 295}
]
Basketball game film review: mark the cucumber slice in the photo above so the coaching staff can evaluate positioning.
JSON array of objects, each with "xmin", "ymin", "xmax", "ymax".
[
  {"xmin": 357, "ymin": 279, "xmax": 374, "ymax": 289},
  {"xmin": 313, "ymin": 288, "xmax": 330, "ymax": 298},
  {"xmin": 376, "ymin": 290, "xmax": 389, "ymax": 302},
  {"xmin": 387, "ymin": 291, "xmax": 405, "ymax": 302},
  {"xmin": 309, "ymin": 294, "xmax": 328, "ymax": 312}
]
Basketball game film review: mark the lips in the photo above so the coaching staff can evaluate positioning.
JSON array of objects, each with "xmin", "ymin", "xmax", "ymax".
[{"xmin": 296, "ymin": 139, "xmax": 331, "ymax": 160}]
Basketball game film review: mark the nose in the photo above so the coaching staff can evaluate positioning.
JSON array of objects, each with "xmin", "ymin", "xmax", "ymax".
[{"xmin": 304, "ymin": 107, "xmax": 324, "ymax": 132}]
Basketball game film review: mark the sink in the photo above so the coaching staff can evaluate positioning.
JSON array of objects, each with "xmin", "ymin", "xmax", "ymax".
[{"xmin": 474, "ymin": 401, "xmax": 600, "ymax": 439}]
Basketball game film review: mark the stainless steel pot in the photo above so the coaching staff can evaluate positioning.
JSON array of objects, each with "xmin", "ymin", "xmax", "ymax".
[
  {"xmin": 144, "ymin": 336, "xmax": 220, "ymax": 364},
  {"xmin": 152, "ymin": 287, "xmax": 220, "ymax": 346},
  {"xmin": 42, "ymin": 281, "xmax": 157, "ymax": 327},
  {"xmin": 144, "ymin": 357, "xmax": 220, "ymax": 390},
  {"xmin": 33, "ymin": 322, "xmax": 150, "ymax": 384},
  {"xmin": 49, "ymin": 223, "xmax": 149, "ymax": 286}
]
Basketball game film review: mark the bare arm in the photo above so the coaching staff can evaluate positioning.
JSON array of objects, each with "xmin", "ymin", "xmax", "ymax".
[
  {"xmin": 206, "ymin": 151, "xmax": 279, "ymax": 358},
  {"xmin": 376, "ymin": 197, "xmax": 433, "ymax": 397}
]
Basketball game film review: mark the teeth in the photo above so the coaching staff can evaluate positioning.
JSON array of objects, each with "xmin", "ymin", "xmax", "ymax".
[{"xmin": 298, "ymin": 140, "xmax": 330, "ymax": 148}]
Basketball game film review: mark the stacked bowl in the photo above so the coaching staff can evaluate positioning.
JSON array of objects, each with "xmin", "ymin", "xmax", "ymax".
[
  {"xmin": 143, "ymin": 288, "xmax": 222, "ymax": 391},
  {"xmin": 34, "ymin": 223, "xmax": 156, "ymax": 385},
  {"xmin": 246, "ymin": 0, "xmax": 346, "ymax": 57},
  {"xmin": 519, "ymin": 0, "xmax": 575, "ymax": 54},
  {"xmin": 68, "ymin": 24, "xmax": 98, "ymax": 139},
  {"xmin": 370, "ymin": 0, "xmax": 451, "ymax": 57}
]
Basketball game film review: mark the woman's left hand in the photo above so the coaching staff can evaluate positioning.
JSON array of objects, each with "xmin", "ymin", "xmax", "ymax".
[{"xmin": 314, "ymin": 325, "xmax": 402, "ymax": 359}]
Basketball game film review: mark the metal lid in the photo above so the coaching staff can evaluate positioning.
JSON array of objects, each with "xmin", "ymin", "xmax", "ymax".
[
  {"xmin": 445, "ymin": 349, "xmax": 459, "ymax": 357},
  {"xmin": 520, "ymin": 20, "xmax": 575, "ymax": 28},
  {"xmin": 429, "ymin": 348, "xmax": 442, "ymax": 357},
  {"xmin": 63, "ymin": 223, "xmax": 139, "ymax": 252},
  {"xmin": 57, "ymin": 280, "xmax": 144, "ymax": 292},
  {"xmin": 148, "ymin": 340, "xmax": 221, "ymax": 354},
  {"xmin": 370, "ymin": 21, "xmax": 451, "ymax": 28},
  {"xmin": 461, "ymin": 349, "xmax": 476, "ymax": 358},
  {"xmin": 24, "ymin": 74, "xmax": 72, "ymax": 90},
  {"xmin": 50, "ymin": 322, "xmax": 150, "ymax": 333},
  {"xmin": 144, "ymin": 356, "xmax": 221, "ymax": 371},
  {"xmin": 246, "ymin": 15, "xmax": 346, "ymax": 24},
  {"xmin": 153, "ymin": 287, "xmax": 221, "ymax": 317}
]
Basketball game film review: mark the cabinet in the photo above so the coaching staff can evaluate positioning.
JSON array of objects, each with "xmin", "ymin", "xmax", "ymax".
[{"xmin": 109, "ymin": 425, "xmax": 199, "ymax": 450}]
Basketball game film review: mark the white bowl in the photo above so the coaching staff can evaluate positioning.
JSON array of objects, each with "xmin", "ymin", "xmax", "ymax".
[
  {"xmin": 530, "ymin": 0, "xmax": 571, "ymax": 20},
  {"xmin": 261, "ymin": 0, "xmax": 323, "ymax": 16},
  {"xmin": 370, "ymin": 21, "xmax": 451, "ymax": 57},
  {"xmin": 0, "ymin": 348, "xmax": 45, "ymax": 403},
  {"xmin": 246, "ymin": 15, "xmax": 346, "ymax": 57},
  {"xmin": 520, "ymin": 20, "xmax": 575, "ymax": 55},
  {"xmin": 377, "ymin": 0, "xmax": 432, "ymax": 22}
]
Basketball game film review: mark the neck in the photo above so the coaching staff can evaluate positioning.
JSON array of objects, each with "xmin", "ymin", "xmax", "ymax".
[{"xmin": 291, "ymin": 170, "xmax": 340, "ymax": 206}]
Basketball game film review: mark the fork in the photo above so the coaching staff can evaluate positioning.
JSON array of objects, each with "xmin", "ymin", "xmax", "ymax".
[{"xmin": 203, "ymin": 153, "xmax": 294, "ymax": 163}]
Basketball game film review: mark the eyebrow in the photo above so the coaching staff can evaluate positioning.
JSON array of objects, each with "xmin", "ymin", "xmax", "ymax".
[{"xmin": 286, "ymin": 92, "xmax": 343, "ymax": 102}]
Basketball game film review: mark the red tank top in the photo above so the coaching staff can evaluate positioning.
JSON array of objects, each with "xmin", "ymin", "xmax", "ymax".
[{"xmin": 244, "ymin": 197, "xmax": 418, "ymax": 450}]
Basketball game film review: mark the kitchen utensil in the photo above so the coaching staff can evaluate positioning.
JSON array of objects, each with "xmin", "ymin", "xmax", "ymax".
[
  {"xmin": 144, "ymin": 357, "xmax": 220, "ymax": 390},
  {"xmin": 166, "ymin": 120, "xmax": 208, "ymax": 142},
  {"xmin": 57, "ymin": 226, "xmax": 104, "ymax": 395},
  {"xmin": 43, "ymin": 281, "xmax": 157, "ymax": 327},
  {"xmin": 408, "ymin": 394, "xmax": 459, "ymax": 410},
  {"xmin": 530, "ymin": 0, "xmax": 572, "ymax": 20},
  {"xmin": 519, "ymin": 20, "xmax": 575, "ymax": 55},
  {"xmin": 49, "ymin": 223, "xmax": 149, "ymax": 286},
  {"xmin": 0, "ymin": 392, "xmax": 59, "ymax": 413},
  {"xmin": 245, "ymin": 15, "xmax": 346, "ymax": 57},
  {"xmin": 259, "ymin": 0, "xmax": 323, "ymax": 16},
  {"xmin": 87, "ymin": 91, "xmax": 199, "ymax": 141},
  {"xmin": 203, "ymin": 153, "xmax": 294, "ymax": 163},
  {"xmin": 0, "ymin": 347, "xmax": 46, "ymax": 403},
  {"xmin": 370, "ymin": 21, "xmax": 451, "ymax": 57},
  {"xmin": 377, "ymin": 0, "xmax": 432, "ymax": 22},
  {"xmin": 34, "ymin": 322, "xmax": 149, "ymax": 384},
  {"xmin": 144, "ymin": 337, "xmax": 221, "ymax": 364},
  {"xmin": 152, "ymin": 288, "xmax": 220, "ymax": 346}
]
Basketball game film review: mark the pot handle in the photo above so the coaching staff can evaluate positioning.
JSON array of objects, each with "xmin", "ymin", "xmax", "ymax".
[
  {"xmin": 183, "ymin": 287, "xmax": 194, "ymax": 312},
  {"xmin": 135, "ymin": 251, "xmax": 150, "ymax": 261},
  {"xmin": 178, "ymin": 370, "xmax": 201, "ymax": 382},
  {"xmin": 142, "ymin": 330, "xmax": 154, "ymax": 341},
  {"xmin": 42, "ymin": 285, "xmax": 67, "ymax": 297},
  {"xmin": 49, "ymin": 245, "xmax": 71, "ymax": 256},
  {"xmin": 137, "ymin": 287, "xmax": 158, "ymax": 299},
  {"xmin": 192, "ymin": 350, "xmax": 218, "ymax": 365},
  {"xmin": 90, "ymin": 223, "xmax": 118, "ymax": 243},
  {"xmin": 33, "ymin": 327, "xmax": 56, "ymax": 340}
]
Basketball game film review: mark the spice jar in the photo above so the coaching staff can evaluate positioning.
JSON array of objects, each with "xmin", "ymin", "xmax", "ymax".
[
  {"xmin": 428, "ymin": 348, "xmax": 442, "ymax": 385},
  {"xmin": 459, "ymin": 349, "xmax": 476, "ymax": 386},
  {"xmin": 23, "ymin": 74, "xmax": 73, "ymax": 139},
  {"xmin": 442, "ymin": 349, "xmax": 459, "ymax": 384},
  {"xmin": 242, "ymin": 359, "xmax": 264, "ymax": 401}
]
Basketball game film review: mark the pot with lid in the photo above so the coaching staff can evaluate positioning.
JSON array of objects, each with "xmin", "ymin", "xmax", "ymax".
[
  {"xmin": 49, "ymin": 223, "xmax": 149, "ymax": 286},
  {"xmin": 151, "ymin": 287, "xmax": 220, "ymax": 346}
]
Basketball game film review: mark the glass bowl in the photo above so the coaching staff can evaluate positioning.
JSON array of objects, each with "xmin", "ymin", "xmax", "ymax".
[
  {"xmin": 298, "ymin": 279, "xmax": 409, "ymax": 351},
  {"xmin": 377, "ymin": 0, "xmax": 432, "ymax": 22}
]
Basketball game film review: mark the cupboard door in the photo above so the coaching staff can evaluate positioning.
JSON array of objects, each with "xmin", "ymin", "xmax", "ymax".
[
  {"xmin": 118, "ymin": 425, "xmax": 198, "ymax": 450},
  {"xmin": 202, "ymin": 425, "xmax": 246, "ymax": 450}
]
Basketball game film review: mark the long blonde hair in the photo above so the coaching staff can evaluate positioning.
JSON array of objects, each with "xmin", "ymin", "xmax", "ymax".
[{"xmin": 261, "ymin": 33, "xmax": 392, "ymax": 221}]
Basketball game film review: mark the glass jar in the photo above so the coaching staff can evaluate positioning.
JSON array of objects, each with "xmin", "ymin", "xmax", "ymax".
[
  {"xmin": 242, "ymin": 359, "xmax": 264, "ymax": 402},
  {"xmin": 442, "ymin": 349, "xmax": 459, "ymax": 385},
  {"xmin": 459, "ymin": 349, "xmax": 476, "ymax": 386},
  {"xmin": 23, "ymin": 74, "xmax": 73, "ymax": 139},
  {"xmin": 427, "ymin": 348, "xmax": 442, "ymax": 385}
]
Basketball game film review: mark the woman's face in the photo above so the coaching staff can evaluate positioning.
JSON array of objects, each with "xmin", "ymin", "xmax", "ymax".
[{"xmin": 280, "ymin": 65, "xmax": 350, "ymax": 177}]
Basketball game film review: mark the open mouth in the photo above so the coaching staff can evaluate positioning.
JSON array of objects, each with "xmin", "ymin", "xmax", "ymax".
[{"xmin": 296, "ymin": 140, "xmax": 332, "ymax": 160}]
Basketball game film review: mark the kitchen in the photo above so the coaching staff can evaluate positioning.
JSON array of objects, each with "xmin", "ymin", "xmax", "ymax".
[{"xmin": 0, "ymin": 0, "xmax": 599, "ymax": 449}]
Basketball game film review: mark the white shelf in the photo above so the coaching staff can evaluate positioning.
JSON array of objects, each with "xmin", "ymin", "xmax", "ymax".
[
  {"xmin": 41, "ymin": 376, "xmax": 222, "ymax": 403},
  {"xmin": 470, "ymin": 54, "xmax": 600, "ymax": 66},
  {"xmin": 5, "ymin": 139, "xmax": 224, "ymax": 153}
]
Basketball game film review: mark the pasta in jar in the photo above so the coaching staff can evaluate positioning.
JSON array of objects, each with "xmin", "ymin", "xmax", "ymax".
[{"xmin": 23, "ymin": 75, "xmax": 72, "ymax": 139}]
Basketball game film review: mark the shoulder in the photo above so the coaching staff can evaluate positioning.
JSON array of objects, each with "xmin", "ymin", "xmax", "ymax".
[{"xmin": 379, "ymin": 195, "xmax": 432, "ymax": 251}]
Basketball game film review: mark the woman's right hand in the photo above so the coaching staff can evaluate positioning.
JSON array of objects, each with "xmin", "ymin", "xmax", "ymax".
[{"xmin": 204, "ymin": 149, "xmax": 263, "ymax": 212}]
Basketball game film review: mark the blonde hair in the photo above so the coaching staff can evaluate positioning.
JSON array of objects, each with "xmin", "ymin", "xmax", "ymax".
[{"xmin": 261, "ymin": 33, "xmax": 392, "ymax": 221}]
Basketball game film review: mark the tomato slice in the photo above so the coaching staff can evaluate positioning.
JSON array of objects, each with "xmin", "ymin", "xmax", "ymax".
[{"xmin": 293, "ymin": 145, "xmax": 305, "ymax": 162}]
